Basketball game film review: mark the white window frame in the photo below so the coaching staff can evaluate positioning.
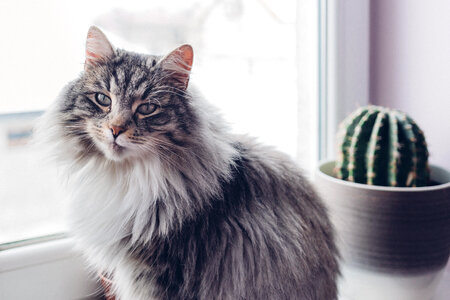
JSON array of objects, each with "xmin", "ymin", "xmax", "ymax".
[{"xmin": 319, "ymin": 0, "xmax": 370, "ymax": 160}]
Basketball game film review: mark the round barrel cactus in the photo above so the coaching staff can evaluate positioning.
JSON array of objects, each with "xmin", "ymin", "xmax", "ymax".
[{"xmin": 334, "ymin": 105, "xmax": 430, "ymax": 187}]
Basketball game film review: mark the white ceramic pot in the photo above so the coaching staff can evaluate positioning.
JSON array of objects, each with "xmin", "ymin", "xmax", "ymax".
[{"xmin": 316, "ymin": 161, "xmax": 450, "ymax": 300}]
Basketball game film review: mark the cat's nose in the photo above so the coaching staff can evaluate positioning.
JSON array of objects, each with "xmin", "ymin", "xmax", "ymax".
[{"xmin": 110, "ymin": 125, "xmax": 125, "ymax": 138}]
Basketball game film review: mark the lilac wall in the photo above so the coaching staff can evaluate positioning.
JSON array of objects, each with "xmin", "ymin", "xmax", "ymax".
[{"xmin": 370, "ymin": 0, "xmax": 450, "ymax": 170}]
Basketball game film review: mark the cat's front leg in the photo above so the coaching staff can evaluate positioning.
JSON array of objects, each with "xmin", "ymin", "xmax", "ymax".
[{"xmin": 113, "ymin": 261, "xmax": 159, "ymax": 300}]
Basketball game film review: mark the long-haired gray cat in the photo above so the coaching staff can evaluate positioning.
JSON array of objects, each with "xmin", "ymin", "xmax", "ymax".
[{"xmin": 37, "ymin": 26, "xmax": 338, "ymax": 299}]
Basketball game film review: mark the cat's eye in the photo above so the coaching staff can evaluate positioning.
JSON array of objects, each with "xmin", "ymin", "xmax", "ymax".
[
  {"xmin": 95, "ymin": 93, "xmax": 111, "ymax": 107},
  {"xmin": 137, "ymin": 103, "xmax": 157, "ymax": 116}
]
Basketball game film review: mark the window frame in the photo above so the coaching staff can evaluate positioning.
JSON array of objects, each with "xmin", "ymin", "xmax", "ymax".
[{"xmin": 318, "ymin": 0, "xmax": 370, "ymax": 160}]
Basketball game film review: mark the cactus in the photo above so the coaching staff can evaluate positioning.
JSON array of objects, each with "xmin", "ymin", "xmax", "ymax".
[{"xmin": 334, "ymin": 106, "xmax": 430, "ymax": 187}]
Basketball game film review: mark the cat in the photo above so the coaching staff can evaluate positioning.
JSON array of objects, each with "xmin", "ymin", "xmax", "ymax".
[{"xmin": 36, "ymin": 26, "xmax": 339, "ymax": 300}]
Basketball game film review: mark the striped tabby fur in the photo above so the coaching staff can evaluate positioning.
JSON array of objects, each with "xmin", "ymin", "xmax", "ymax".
[{"xmin": 36, "ymin": 26, "xmax": 339, "ymax": 300}]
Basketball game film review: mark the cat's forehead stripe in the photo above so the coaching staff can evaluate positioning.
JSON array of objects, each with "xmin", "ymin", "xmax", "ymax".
[
  {"xmin": 133, "ymin": 71, "xmax": 150, "ymax": 93},
  {"xmin": 142, "ymin": 85, "xmax": 154, "ymax": 100},
  {"xmin": 95, "ymin": 79, "xmax": 108, "ymax": 91},
  {"xmin": 130, "ymin": 68, "xmax": 151, "ymax": 95},
  {"xmin": 110, "ymin": 61, "xmax": 151, "ymax": 98}
]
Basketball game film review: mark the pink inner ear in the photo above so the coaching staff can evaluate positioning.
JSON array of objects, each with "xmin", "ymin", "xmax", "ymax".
[
  {"xmin": 85, "ymin": 26, "xmax": 114, "ymax": 68},
  {"xmin": 161, "ymin": 45, "xmax": 194, "ymax": 89},
  {"xmin": 86, "ymin": 33, "xmax": 102, "ymax": 59},
  {"xmin": 178, "ymin": 45, "xmax": 193, "ymax": 71},
  {"xmin": 86, "ymin": 50, "xmax": 102, "ymax": 62}
]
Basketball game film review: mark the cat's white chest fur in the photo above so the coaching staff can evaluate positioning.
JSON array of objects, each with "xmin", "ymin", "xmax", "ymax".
[
  {"xmin": 65, "ymin": 157, "xmax": 178, "ymax": 299},
  {"xmin": 66, "ymin": 157, "xmax": 165, "ymax": 274}
]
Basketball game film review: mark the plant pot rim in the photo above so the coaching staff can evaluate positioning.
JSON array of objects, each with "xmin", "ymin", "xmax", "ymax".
[{"xmin": 317, "ymin": 160, "xmax": 450, "ymax": 193}]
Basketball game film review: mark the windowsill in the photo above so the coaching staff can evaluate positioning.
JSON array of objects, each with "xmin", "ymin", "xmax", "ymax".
[
  {"xmin": 0, "ymin": 235, "xmax": 449, "ymax": 299},
  {"xmin": 0, "ymin": 236, "xmax": 75, "ymax": 272},
  {"xmin": 0, "ymin": 237, "xmax": 101, "ymax": 300}
]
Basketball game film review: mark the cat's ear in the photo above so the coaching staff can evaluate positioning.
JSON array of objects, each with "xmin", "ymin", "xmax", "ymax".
[
  {"xmin": 159, "ymin": 45, "xmax": 193, "ymax": 90},
  {"xmin": 85, "ymin": 26, "xmax": 115, "ymax": 70}
]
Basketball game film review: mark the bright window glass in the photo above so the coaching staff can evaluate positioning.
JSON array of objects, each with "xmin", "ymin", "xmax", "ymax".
[{"xmin": 0, "ymin": 0, "xmax": 301, "ymax": 245}]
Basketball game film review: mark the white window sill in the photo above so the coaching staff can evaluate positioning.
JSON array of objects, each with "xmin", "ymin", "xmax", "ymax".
[
  {"xmin": 1, "ymin": 235, "xmax": 448, "ymax": 300},
  {"xmin": 0, "ymin": 237, "xmax": 101, "ymax": 300}
]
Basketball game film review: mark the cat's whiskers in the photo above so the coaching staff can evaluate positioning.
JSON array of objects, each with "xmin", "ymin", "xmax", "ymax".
[
  {"xmin": 150, "ymin": 136, "xmax": 207, "ymax": 164},
  {"xmin": 134, "ymin": 140, "xmax": 183, "ymax": 169},
  {"xmin": 148, "ymin": 85, "xmax": 189, "ymax": 98},
  {"xmin": 128, "ymin": 136, "xmax": 147, "ymax": 144},
  {"xmin": 135, "ymin": 142, "xmax": 180, "ymax": 168},
  {"xmin": 84, "ymin": 139, "xmax": 97, "ymax": 154},
  {"xmin": 155, "ymin": 145, "xmax": 196, "ymax": 171}
]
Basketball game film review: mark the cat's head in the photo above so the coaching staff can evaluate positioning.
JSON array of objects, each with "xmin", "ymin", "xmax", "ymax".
[{"xmin": 59, "ymin": 26, "xmax": 197, "ymax": 162}]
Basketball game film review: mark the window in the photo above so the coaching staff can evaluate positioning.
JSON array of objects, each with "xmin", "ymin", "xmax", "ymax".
[
  {"xmin": 0, "ymin": 112, "xmax": 66, "ymax": 246},
  {"xmin": 0, "ymin": 0, "xmax": 315, "ymax": 246}
]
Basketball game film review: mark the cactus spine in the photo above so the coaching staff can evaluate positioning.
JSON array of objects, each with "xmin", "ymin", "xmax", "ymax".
[{"xmin": 334, "ymin": 106, "xmax": 430, "ymax": 187}]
